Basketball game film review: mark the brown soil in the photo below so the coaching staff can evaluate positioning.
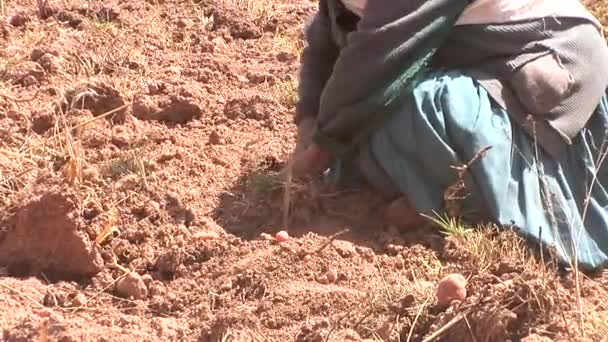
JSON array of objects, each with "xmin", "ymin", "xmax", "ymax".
[{"xmin": 1, "ymin": 0, "xmax": 607, "ymax": 341}]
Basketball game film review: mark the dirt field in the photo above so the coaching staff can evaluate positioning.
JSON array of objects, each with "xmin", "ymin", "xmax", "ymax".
[{"xmin": 1, "ymin": 1, "xmax": 607, "ymax": 341}]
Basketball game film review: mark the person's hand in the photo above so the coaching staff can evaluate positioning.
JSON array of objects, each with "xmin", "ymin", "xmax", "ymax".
[
  {"xmin": 292, "ymin": 143, "xmax": 332, "ymax": 176},
  {"xmin": 290, "ymin": 117, "xmax": 332, "ymax": 177},
  {"xmin": 294, "ymin": 116, "xmax": 315, "ymax": 155}
]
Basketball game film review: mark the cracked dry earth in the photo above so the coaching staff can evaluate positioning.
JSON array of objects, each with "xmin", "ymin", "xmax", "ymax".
[{"xmin": 1, "ymin": 0, "xmax": 608, "ymax": 341}]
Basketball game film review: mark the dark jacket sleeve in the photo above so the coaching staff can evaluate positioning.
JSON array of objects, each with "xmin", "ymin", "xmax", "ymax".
[
  {"xmin": 295, "ymin": 0, "xmax": 340, "ymax": 125},
  {"xmin": 313, "ymin": 0, "xmax": 469, "ymax": 157}
]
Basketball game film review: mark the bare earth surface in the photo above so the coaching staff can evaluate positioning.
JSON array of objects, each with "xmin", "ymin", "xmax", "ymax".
[{"xmin": 1, "ymin": 1, "xmax": 608, "ymax": 341}]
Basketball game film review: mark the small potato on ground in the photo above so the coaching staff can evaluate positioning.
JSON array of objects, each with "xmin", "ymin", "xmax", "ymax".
[
  {"xmin": 275, "ymin": 230, "xmax": 289, "ymax": 242},
  {"xmin": 437, "ymin": 273, "xmax": 467, "ymax": 306}
]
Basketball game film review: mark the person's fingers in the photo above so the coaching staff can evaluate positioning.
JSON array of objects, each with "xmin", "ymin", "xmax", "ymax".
[
  {"xmin": 291, "ymin": 146, "xmax": 316, "ymax": 176},
  {"xmin": 292, "ymin": 144, "xmax": 332, "ymax": 176},
  {"xmin": 310, "ymin": 144, "xmax": 332, "ymax": 171},
  {"xmin": 294, "ymin": 117, "xmax": 316, "ymax": 154}
]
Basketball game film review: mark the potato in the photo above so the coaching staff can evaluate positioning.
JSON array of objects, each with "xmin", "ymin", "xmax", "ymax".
[
  {"xmin": 437, "ymin": 273, "xmax": 467, "ymax": 306},
  {"xmin": 275, "ymin": 230, "xmax": 289, "ymax": 242},
  {"xmin": 326, "ymin": 269, "xmax": 338, "ymax": 283}
]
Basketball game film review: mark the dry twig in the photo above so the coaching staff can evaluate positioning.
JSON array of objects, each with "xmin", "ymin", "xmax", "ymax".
[{"xmin": 443, "ymin": 145, "xmax": 492, "ymax": 217}]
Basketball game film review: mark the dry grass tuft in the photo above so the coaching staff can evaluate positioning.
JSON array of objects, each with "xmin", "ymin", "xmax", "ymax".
[
  {"xmin": 101, "ymin": 151, "xmax": 149, "ymax": 188},
  {"xmin": 267, "ymin": 78, "xmax": 298, "ymax": 108}
]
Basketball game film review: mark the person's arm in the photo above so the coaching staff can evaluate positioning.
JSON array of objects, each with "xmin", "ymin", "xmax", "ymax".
[
  {"xmin": 295, "ymin": 0, "xmax": 340, "ymax": 125},
  {"xmin": 312, "ymin": 0, "xmax": 470, "ymax": 157}
]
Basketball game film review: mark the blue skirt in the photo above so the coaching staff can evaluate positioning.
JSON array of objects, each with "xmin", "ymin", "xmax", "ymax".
[{"xmin": 344, "ymin": 71, "xmax": 608, "ymax": 270}]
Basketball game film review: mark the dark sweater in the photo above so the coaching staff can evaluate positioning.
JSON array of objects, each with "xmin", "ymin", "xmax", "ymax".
[{"xmin": 296, "ymin": 0, "xmax": 608, "ymax": 158}]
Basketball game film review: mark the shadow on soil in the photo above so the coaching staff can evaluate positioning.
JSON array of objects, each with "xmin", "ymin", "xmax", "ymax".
[{"xmin": 211, "ymin": 157, "xmax": 447, "ymax": 255}]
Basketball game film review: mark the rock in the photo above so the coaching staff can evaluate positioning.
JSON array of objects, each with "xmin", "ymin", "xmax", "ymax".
[
  {"xmin": 116, "ymin": 272, "xmax": 148, "ymax": 299},
  {"xmin": 148, "ymin": 281, "xmax": 166, "ymax": 297}
]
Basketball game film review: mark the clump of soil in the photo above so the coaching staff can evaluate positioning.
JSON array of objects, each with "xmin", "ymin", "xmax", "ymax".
[
  {"xmin": 0, "ymin": 178, "xmax": 103, "ymax": 279},
  {"xmin": 116, "ymin": 272, "xmax": 148, "ymax": 299},
  {"xmin": 132, "ymin": 95, "xmax": 203, "ymax": 124},
  {"xmin": 61, "ymin": 83, "xmax": 127, "ymax": 123},
  {"xmin": 223, "ymin": 93, "xmax": 282, "ymax": 126},
  {"xmin": 8, "ymin": 12, "xmax": 29, "ymax": 28},
  {"xmin": 3, "ymin": 61, "xmax": 46, "ymax": 86},
  {"xmin": 30, "ymin": 111, "xmax": 55, "ymax": 134}
]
